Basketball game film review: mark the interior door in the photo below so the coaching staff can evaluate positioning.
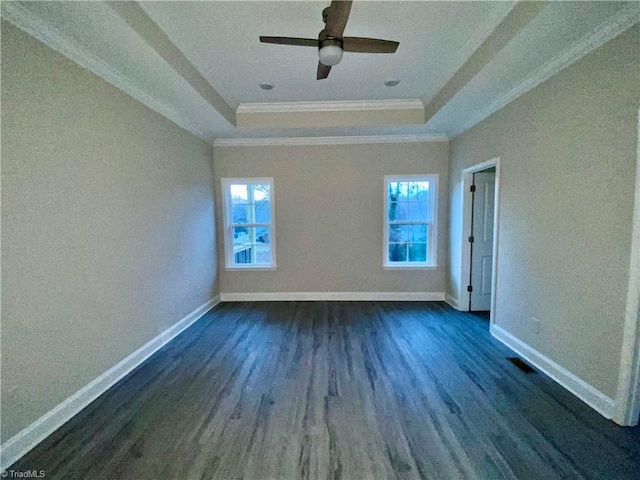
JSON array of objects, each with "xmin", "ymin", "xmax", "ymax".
[{"xmin": 470, "ymin": 170, "xmax": 495, "ymax": 311}]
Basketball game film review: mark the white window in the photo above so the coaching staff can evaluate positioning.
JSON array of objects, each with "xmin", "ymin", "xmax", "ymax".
[
  {"xmin": 221, "ymin": 178, "xmax": 275, "ymax": 269},
  {"xmin": 383, "ymin": 175, "xmax": 438, "ymax": 268}
]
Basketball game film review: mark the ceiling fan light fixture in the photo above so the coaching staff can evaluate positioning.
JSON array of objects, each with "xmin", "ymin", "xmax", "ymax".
[
  {"xmin": 259, "ymin": 0, "xmax": 399, "ymax": 79},
  {"xmin": 319, "ymin": 44, "xmax": 343, "ymax": 67}
]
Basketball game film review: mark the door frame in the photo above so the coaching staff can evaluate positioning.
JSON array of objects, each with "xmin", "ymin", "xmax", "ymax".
[
  {"xmin": 613, "ymin": 109, "xmax": 640, "ymax": 426},
  {"xmin": 459, "ymin": 158, "xmax": 501, "ymax": 326}
]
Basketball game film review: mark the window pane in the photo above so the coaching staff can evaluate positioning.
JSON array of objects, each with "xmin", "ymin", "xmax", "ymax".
[
  {"xmin": 405, "ymin": 202, "xmax": 426, "ymax": 221},
  {"xmin": 388, "ymin": 182, "xmax": 399, "ymax": 201},
  {"xmin": 416, "ymin": 182, "xmax": 429, "ymax": 202},
  {"xmin": 408, "ymin": 182, "xmax": 420, "ymax": 201},
  {"xmin": 233, "ymin": 226, "xmax": 252, "ymax": 245},
  {"xmin": 388, "ymin": 243, "xmax": 407, "ymax": 262},
  {"xmin": 410, "ymin": 224, "xmax": 428, "ymax": 242},
  {"xmin": 408, "ymin": 243, "xmax": 427, "ymax": 262},
  {"xmin": 232, "ymin": 226, "xmax": 273, "ymax": 265},
  {"xmin": 230, "ymin": 185, "xmax": 248, "ymax": 204},
  {"xmin": 394, "ymin": 202, "xmax": 408, "ymax": 221},
  {"xmin": 234, "ymin": 248, "xmax": 252, "ymax": 264},
  {"xmin": 233, "ymin": 226, "xmax": 253, "ymax": 264},
  {"xmin": 388, "ymin": 201, "xmax": 399, "ymax": 221},
  {"xmin": 232, "ymin": 204, "xmax": 250, "ymax": 224},
  {"xmin": 398, "ymin": 182, "xmax": 409, "ymax": 200},
  {"xmin": 256, "ymin": 227, "xmax": 270, "ymax": 244},
  {"xmin": 255, "ymin": 245, "xmax": 272, "ymax": 264},
  {"xmin": 389, "ymin": 224, "xmax": 408, "ymax": 243},
  {"xmin": 252, "ymin": 184, "xmax": 270, "ymax": 201},
  {"xmin": 255, "ymin": 199, "xmax": 271, "ymax": 223}
]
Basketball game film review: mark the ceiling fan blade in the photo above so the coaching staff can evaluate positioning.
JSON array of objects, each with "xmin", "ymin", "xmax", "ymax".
[
  {"xmin": 325, "ymin": 0, "xmax": 352, "ymax": 38},
  {"xmin": 342, "ymin": 37, "xmax": 399, "ymax": 53},
  {"xmin": 259, "ymin": 36, "xmax": 318, "ymax": 47},
  {"xmin": 317, "ymin": 62, "xmax": 332, "ymax": 80}
]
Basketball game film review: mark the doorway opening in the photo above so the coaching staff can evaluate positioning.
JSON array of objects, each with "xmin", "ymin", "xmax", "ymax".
[
  {"xmin": 469, "ymin": 167, "xmax": 496, "ymax": 311},
  {"xmin": 460, "ymin": 159, "xmax": 500, "ymax": 323}
]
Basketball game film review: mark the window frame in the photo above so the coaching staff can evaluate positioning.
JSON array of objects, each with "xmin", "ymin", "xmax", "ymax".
[
  {"xmin": 221, "ymin": 177, "xmax": 276, "ymax": 270},
  {"xmin": 383, "ymin": 174, "xmax": 438, "ymax": 269}
]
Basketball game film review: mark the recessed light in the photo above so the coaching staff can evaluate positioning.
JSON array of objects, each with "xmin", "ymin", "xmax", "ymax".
[
  {"xmin": 259, "ymin": 83, "xmax": 274, "ymax": 90},
  {"xmin": 385, "ymin": 79, "xmax": 400, "ymax": 87}
]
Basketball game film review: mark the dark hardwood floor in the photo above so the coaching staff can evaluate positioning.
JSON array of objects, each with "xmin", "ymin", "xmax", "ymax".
[{"xmin": 10, "ymin": 302, "xmax": 640, "ymax": 479}]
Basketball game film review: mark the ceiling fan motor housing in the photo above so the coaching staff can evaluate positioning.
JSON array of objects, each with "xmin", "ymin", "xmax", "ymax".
[{"xmin": 322, "ymin": 7, "xmax": 330, "ymax": 24}]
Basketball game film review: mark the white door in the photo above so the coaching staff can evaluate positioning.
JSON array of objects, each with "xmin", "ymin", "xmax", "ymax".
[{"xmin": 470, "ymin": 171, "xmax": 495, "ymax": 311}]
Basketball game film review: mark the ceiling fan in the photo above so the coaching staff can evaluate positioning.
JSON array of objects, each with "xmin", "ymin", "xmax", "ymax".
[{"xmin": 259, "ymin": 0, "xmax": 399, "ymax": 80}]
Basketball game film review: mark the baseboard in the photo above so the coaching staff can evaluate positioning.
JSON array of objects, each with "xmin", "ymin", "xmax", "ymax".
[
  {"xmin": 220, "ymin": 292, "xmax": 445, "ymax": 302},
  {"xmin": 490, "ymin": 324, "xmax": 616, "ymax": 419},
  {"xmin": 0, "ymin": 295, "xmax": 221, "ymax": 471},
  {"xmin": 444, "ymin": 293, "xmax": 460, "ymax": 310}
]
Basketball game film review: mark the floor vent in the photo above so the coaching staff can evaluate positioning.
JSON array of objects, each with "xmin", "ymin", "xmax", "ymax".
[{"xmin": 507, "ymin": 357, "xmax": 537, "ymax": 373}]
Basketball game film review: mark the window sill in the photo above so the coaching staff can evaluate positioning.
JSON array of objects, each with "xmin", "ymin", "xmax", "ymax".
[
  {"xmin": 383, "ymin": 265, "xmax": 438, "ymax": 271},
  {"xmin": 225, "ymin": 266, "xmax": 277, "ymax": 271}
]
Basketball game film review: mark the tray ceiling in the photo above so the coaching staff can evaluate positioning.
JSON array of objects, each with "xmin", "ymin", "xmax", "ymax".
[{"xmin": 2, "ymin": 1, "xmax": 637, "ymax": 143}]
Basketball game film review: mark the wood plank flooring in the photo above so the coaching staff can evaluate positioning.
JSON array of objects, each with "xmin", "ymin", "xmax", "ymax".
[{"xmin": 9, "ymin": 302, "xmax": 640, "ymax": 479}]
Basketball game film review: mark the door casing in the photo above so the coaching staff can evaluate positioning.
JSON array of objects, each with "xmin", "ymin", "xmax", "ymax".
[{"xmin": 459, "ymin": 158, "xmax": 501, "ymax": 328}]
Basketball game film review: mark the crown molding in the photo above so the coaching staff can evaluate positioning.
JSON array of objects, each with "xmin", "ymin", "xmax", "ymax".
[
  {"xmin": 450, "ymin": 2, "xmax": 640, "ymax": 138},
  {"xmin": 1, "ymin": 1, "xmax": 212, "ymax": 144},
  {"xmin": 106, "ymin": 1, "xmax": 235, "ymax": 125},
  {"xmin": 213, "ymin": 134, "xmax": 448, "ymax": 147},
  {"xmin": 237, "ymin": 99, "xmax": 424, "ymax": 115}
]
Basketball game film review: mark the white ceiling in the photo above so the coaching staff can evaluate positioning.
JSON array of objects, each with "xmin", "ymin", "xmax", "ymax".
[
  {"xmin": 2, "ymin": 1, "xmax": 638, "ymax": 143},
  {"xmin": 139, "ymin": 0, "xmax": 515, "ymax": 106}
]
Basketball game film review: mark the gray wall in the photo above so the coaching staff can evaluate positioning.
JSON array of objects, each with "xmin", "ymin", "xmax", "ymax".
[
  {"xmin": 447, "ymin": 26, "xmax": 639, "ymax": 399},
  {"xmin": 214, "ymin": 142, "xmax": 448, "ymax": 294},
  {"xmin": 1, "ymin": 22, "xmax": 218, "ymax": 440}
]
